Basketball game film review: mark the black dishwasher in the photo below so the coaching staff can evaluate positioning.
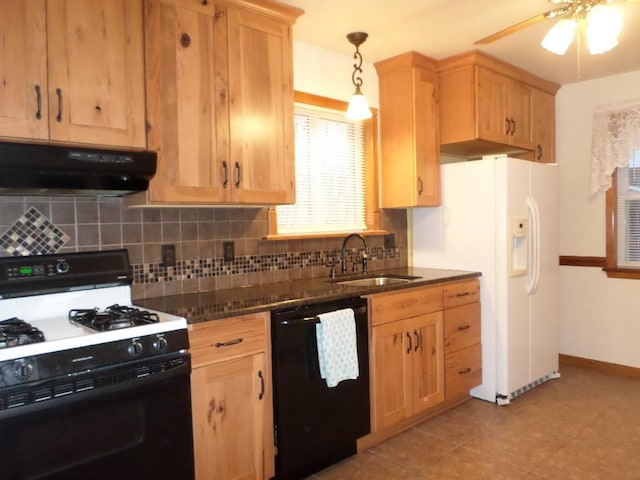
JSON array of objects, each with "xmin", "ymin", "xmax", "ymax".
[{"xmin": 271, "ymin": 297, "xmax": 370, "ymax": 480}]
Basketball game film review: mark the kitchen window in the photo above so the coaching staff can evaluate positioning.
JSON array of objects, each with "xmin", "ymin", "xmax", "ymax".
[
  {"xmin": 606, "ymin": 152, "xmax": 640, "ymax": 278},
  {"xmin": 267, "ymin": 92, "xmax": 382, "ymax": 238}
]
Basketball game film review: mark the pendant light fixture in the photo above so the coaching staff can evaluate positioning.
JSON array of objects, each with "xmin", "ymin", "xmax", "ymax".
[{"xmin": 345, "ymin": 32, "xmax": 372, "ymax": 121}]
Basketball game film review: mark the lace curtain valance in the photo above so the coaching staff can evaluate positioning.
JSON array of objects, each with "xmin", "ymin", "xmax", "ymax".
[{"xmin": 590, "ymin": 100, "xmax": 640, "ymax": 196}]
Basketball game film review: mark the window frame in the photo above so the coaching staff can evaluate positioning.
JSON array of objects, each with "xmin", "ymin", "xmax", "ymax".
[
  {"xmin": 605, "ymin": 169, "xmax": 640, "ymax": 279},
  {"xmin": 265, "ymin": 91, "xmax": 385, "ymax": 240}
]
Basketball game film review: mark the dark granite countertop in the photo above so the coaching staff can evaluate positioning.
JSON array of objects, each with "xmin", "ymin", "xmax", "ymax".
[{"xmin": 135, "ymin": 267, "xmax": 481, "ymax": 324}]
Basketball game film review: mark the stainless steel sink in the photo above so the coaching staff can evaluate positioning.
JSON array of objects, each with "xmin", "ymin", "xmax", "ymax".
[{"xmin": 333, "ymin": 274, "xmax": 422, "ymax": 287}]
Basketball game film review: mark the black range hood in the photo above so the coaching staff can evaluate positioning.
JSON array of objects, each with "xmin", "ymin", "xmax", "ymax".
[{"xmin": 0, "ymin": 141, "xmax": 157, "ymax": 196}]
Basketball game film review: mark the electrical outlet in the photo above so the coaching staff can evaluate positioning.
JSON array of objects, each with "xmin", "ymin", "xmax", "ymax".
[
  {"xmin": 161, "ymin": 244, "xmax": 176, "ymax": 267},
  {"xmin": 384, "ymin": 233, "xmax": 396, "ymax": 249},
  {"xmin": 223, "ymin": 241, "xmax": 235, "ymax": 263}
]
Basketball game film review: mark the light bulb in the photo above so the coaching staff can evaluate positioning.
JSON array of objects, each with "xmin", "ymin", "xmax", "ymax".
[
  {"xmin": 345, "ymin": 89, "xmax": 372, "ymax": 121},
  {"xmin": 541, "ymin": 19, "xmax": 577, "ymax": 55},
  {"xmin": 587, "ymin": 4, "xmax": 622, "ymax": 55}
]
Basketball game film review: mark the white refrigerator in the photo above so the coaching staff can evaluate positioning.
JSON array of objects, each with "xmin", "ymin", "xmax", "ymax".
[{"xmin": 412, "ymin": 156, "xmax": 560, "ymax": 404}]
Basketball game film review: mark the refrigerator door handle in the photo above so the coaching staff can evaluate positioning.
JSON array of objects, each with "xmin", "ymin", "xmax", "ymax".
[{"xmin": 526, "ymin": 196, "xmax": 541, "ymax": 296}]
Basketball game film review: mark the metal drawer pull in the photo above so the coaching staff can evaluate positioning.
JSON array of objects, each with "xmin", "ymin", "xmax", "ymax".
[
  {"xmin": 456, "ymin": 292, "xmax": 471, "ymax": 297},
  {"xmin": 457, "ymin": 324, "xmax": 471, "ymax": 331},
  {"xmin": 222, "ymin": 160, "xmax": 229, "ymax": 188},
  {"xmin": 55, "ymin": 88, "xmax": 63, "ymax": 122},
  {"xmin": 258, "ymin": 370, "xmax": 264, "ymax": 400},
  {"xmin": 234, "ymin": 161, "xmax": 242, "ymax": 188},
  {"xmin": 459, "ymin": 367, "xmax": 472, "ymax": 375},
  {"xmin": 213, "ymin": 337, "xmax": 243, "ymax": 348},
  {"xmin": 406, "ymin": 331, "xmax": 412, "ymax": 354},
  {"xmin": 35, "ymin": 85, "xmax": 42, "ymax": 120}
]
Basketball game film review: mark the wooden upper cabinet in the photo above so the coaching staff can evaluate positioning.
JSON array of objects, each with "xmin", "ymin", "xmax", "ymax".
[
  {"xmin": 439, "ymin": 50, "xmax": 558, "ymax": 160},
  {"xmin": 0, "ymin": 0, "xmax": 145, "ymax": 148},
  {"xmin": 226, "ymin": 7, "xmax": 295, "ymax": 204},
  {"xmin": 139, "ymin": 0, "xmax": 227, "ymax": 204},
  {"xmin": 128, "ymin": 0, "xmax": 301, "ymax": 206},
  {"xmin": 47, "ymin": 0, "xmax": 146, "ymax": 147},
  {"xmin": 0, "ymin": 0, "xmax": 48, "ymax": 140},
  {"xmin": 532, "ymin": 88, "xmax": 556, "ymax": 163},
  {"xmin": 476, "ymin": 68, "xmax": 534, "ymax": 150},
  {"xmin": 375, "ymin": 52, "xmax": 441, "ymax": 208}
]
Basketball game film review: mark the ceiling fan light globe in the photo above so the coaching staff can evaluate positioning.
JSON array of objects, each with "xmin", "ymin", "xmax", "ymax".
[
  {"xmin": 345, "ymin": 91, "xmax": 372, "ymax": 121},
  {"xmin": 586, "ymin": 4, "xmax": 623, "ymax": 54},
  {"xmin": 541, "ymin": 19, "xmax": 577, "ymax": 55}
]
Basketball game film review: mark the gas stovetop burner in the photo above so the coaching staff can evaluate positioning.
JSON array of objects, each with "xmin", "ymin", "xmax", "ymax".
[
  {"xmin": 0, "ymin": 317, "xmax": 46, "ymax": 349},
  {"xmin": 68, "ymin": 304, "xmax": 160, "ymax": 332}
]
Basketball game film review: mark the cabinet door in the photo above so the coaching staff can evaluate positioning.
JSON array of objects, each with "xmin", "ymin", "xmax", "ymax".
[
  {"xmin": 143, "ymin": 0, "xmax": 228, "ymax": 203},
  {"xmin": 191, "ymin": 353, "xmax": 266, "ymax": 480},
  {"xmin": 532, "ymin": 89, "xmax": 555, "ymax": 163},
  {"xmin": 226, "ymin": 6, "xmax": 295, "ymax": 204},
  {"xmin": 410, "ymin": 312, "xmax": 445, "ymax": 415},
  {"xmin": 371, "ymin": 320, "xmax": 410, "ymax": 431},
  {"xmin": 476, "ymin": 67, "xmax": 510, "ymax": 145},
  {"xmin": 508, "ymin": 80, "xmax": 535, "ymax": 150},
  {"xmin": 377, "ymin": 53, "xmax": 440, "ymax": 208},
  {"xmin": 46, "ymin": 0, "xmax": 145, "ymax": 147},
  {"xmin": 0, "ymin": 0, "xmax": 48, "ymax": 140}
]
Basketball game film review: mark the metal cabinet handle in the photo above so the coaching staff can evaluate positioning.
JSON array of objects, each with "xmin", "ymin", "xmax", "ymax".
[
  {"xmin": 536, "ymin": 144, "xmax": 543, "ymax": 161},
  {"xmin": 213, "ymin": 337, "xmax": 243, "ymax": 348},
  {"xmin": 510, "ymin": 118, "xmax": 516, "ymax": 135},
  {"xmin": 413, "ymin": 329, "xmax": 420, "ymax": 351},
  {"xmin": 456, "ymin": 292, "xmax": 470, "ymax": 298},
  {"xmin": 505, "ymin": 117, "xmax": 511, "ymax": 135},
  {"xmin": 406, "ymin": 331, "xmax": 412, "ymax": 354},
  {"xmin": 417, "ymin": 176, "xmax": 424, "ymax": 196},
  {"xmin": 234, "ymin": 161, "xmax": 242, "ymax": 188},
  {"xmin": 457, "ymin": 324, "xmax": 471, "ymax": 331},
  {"xmin": 222, "ymin": 161, "xmax": 229, "ymax": 188},
  {"xmin": 55, "ymin": 88, "xmax": 62, "ymax": 122},
  {"xmin": 35, "ymin": 85, "xmax": 42, "ymax": 120},
  {"xmin": 459, "ymin": 367, "xmax": 472, "ymax": 375},
  {"xmin": 258, "ymin": 370, "xmax": 264, "ymax": 400}
]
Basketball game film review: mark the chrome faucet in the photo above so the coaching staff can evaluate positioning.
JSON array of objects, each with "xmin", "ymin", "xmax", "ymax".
[{"xmin": 341, "ymin": 233, "xmax": 368, "ymax": 274}]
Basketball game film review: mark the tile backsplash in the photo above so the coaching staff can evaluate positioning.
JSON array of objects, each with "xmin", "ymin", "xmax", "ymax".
[{"xmin": 0, "ymin": 196, "xmax": 408, "ymax": 300}]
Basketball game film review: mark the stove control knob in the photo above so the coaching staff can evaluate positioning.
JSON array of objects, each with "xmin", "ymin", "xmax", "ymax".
[
  {"xmin": 153, "ymin": 336, "xmax": 168, "ymax": 352},
  {"xmin": 127, "ymin": 341, "xmax": 143, "ymax": 357},
  {"xmin": 56, "ymin": 260, "xmax": 70, "ymax": 274},
  {"xmin": 14, "ymin": 361, "xmax": 34, "ymax": 381}
]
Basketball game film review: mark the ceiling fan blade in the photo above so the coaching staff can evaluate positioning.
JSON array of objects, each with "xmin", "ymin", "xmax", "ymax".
[
  {"xmin": 474, "ymin": 6, "xmax": 572, "ymax": 45},
  {"xmin": 474, "ymin": 13, "xmax": 548, "ymax": 45}
]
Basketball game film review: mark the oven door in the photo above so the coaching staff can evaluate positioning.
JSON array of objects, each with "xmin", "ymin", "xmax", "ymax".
[{"xmin": 0, "ymin": 354, "xmax": 194, "ymax": 480}]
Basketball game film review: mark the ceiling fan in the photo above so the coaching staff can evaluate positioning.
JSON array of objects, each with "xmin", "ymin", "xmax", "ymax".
[{"xmin": 475, "ymin": 0, "xmax": 638, "ymax": 55}]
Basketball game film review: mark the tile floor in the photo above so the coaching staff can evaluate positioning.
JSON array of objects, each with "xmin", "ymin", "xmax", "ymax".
[{"xmin": 306, "ymin": 365, "xmax": 640, "ymax": 479}]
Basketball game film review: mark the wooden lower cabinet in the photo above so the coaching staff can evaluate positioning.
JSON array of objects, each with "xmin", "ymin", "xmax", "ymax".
[
  {"xmin": 189, "ymin": 313, "xmax": 273, "ymax": 480},
  {"xmin": 443, "ymin": 280, "xmax": 482, "ymax": 400},
  {"xmin": 370, "ymin": 286, "xmax": 445, "ymax": 431},
  {"xmin": 372, "ymin": 312, "xmax": 445, "ymax": 430},
  {"xmin": 366, "ymin": 278, "xmax": 482, "ymax": 445}
]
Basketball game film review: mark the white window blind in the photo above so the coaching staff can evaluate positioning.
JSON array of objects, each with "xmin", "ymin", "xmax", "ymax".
[
  {"xmin": 276, "ymin": 103, "xmax": 366, "ymax": 234},
  {"xmin": 616, "ymin": 151, "xmax": 640, "ymax": 267}
]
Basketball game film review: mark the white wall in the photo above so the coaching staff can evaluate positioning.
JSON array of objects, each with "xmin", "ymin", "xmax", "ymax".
[
  {"xmin": 557, "ymin": 69, "xmax": 640, "ymax": 367},
  {"xmin": 293, "ymin": 41, "xmax": 379, "ymax": 108}
]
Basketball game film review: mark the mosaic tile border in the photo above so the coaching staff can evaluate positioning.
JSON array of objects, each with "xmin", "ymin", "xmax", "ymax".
[{"xmin": 132, "ymin": 246, "xmax": 400, "ymax": 285}]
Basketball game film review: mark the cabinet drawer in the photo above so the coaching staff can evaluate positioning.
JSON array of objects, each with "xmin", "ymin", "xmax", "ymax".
[
  {"xmin": 445, "ymin": 343, "xmax": 482, "ymax": 399},
  {"xmin": 370, "ymin": 285, "xmax": 443, "ymax": 326},
  {"xmin": 188, "ymin": 313, "xmax": 267, "ymax": 367},
  {"xmin": 443, "ymin": 279, "xmax": 479, "ymax": 309},
  {"xmin": 444, "ymin": 303, "xmax": 481, "ymax": 353}
]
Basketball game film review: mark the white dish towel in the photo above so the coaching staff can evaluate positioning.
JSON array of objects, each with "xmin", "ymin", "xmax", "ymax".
[{"xmin": 315, "ymin": 308, "xmax": 359, "ymax": 387}]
